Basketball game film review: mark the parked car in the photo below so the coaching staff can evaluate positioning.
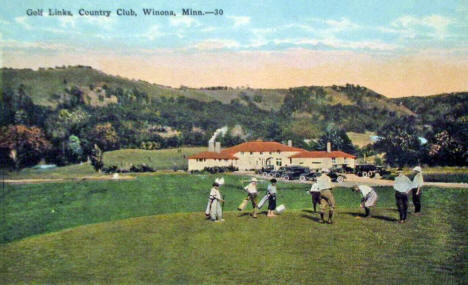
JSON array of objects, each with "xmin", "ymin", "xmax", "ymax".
[
  {"xmin": 299, "ymin": 171, "xmax": 345, "ymax": 183},
  {"xmin": 260, "ymin": 165, "xmax": 275, "ymax": 176},
  {"xmin": 355, "ymin": 164, "xmax": 389, "ymax": 178},
  {"xmin": 299, "ymin": 171, "xmax": 319, "ymax": 182},
  {"xmin": 281, "ymin": 166, "xmax": 310, "ymax": 180},
  {"xmin": 331, "ymin": 165, "xmax": 354, "ymax": 174},
  {"xmin": 270, "ymin": 166, "xmax": 288, "ymax": 178}
]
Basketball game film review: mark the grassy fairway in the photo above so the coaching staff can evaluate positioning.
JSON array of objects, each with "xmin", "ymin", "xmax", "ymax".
[
  {"xmin": 102, "ymin": 147, "xmax": 206, "ymax": 170},
  {"xmin": 4, "ymin": 147, "xmax": 206, "ymax": 179},
  {"xmin": 2, "ymin": 206, "xmax": 467, "ymax": 284},
  {"xmin": 0, "ymin": 174, "xmax": 467, "ymax": 283},
  {"xmin": 1, "ymin": 174, "xmax": 404, "ymax": 243}
]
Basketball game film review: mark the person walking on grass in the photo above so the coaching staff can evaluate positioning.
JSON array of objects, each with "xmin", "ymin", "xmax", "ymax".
[
  {"xmin": 307, "ymin": 182, "xmax": 321, "ymax": 213},
  {"xmin": 352, "ymin": 184, "xmax": 378, "ymax": 218},
  {"xmin": 238, "ymin": 177, "xmax": 259, "ymax": 218},
  {"xmin": 316, "ymin": 169, "xmax": 335, "ymax": 224},
  {"xmin": 209, "ymin": 181, "xmax": 225, "ymax": 222},
  {"xmin": 393, "ymin": 170, "xmax": 412, "ymax": 224},
  {"xmin": 267, "ymin": 179, "xmax": 278, "ymax": 217},
  {"xmin": 410, "ymin": 166, "xmax": 424, "ymax": 215}
]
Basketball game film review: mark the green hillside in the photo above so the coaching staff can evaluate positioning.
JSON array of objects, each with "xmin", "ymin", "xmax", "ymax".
[{"xmin": 0, "ymin": 66, "xmax": 212, "ymax": 108}]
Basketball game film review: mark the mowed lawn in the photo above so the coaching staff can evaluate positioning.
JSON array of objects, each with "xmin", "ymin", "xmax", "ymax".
[
  {"xmin": 0, "ymin": 174, "xmax": 467, "ymax": 284},
  {"xmin": 4, "ymin": 147, "xmax": 206, "ymax": 180}
]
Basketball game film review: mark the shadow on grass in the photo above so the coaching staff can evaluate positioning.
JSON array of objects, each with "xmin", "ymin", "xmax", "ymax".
[
  {"xmin": 342, "ymin": 211, "xmax": 398, "ymax": 222},
  {"xmin": 301, "ymin": 214, "xmax": 322, "ymax": 223},
  {"xmin": 302, "ymin": 209, "xmax": 318, "ymax": 214}
]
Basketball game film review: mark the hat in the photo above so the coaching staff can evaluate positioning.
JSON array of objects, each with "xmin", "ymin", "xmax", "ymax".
[
  {"xmin": 413, "ymin": 166, "xmax": 422, "ymax": 172},
  {"xmin": 352, "ymin": 185, "xmax": 359, "ymax": 191},
  {"xmin": 215, "ymin": 177, "xmax": 225, "ymax": 186},
  {"xmin": 270, "ymin": 178, "xmax": 277, "ymax": 183},
  {"xmin": 250, "ymin": 177, "xmax": 258, "ymax": 182},
  {"xmin": 321, "ymin": 168, "xmax": 330, "ymax": 173}
]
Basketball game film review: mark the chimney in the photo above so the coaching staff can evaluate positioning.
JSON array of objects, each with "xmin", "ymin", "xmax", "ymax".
[
  {"xmin": 287, "ymin": 140, "xmax": 292, "ymax": 147},
  {"xmin": 327, "ymin": 142, "xmax": 331, "ymax": 153},
  {"xmin": 215, "ymin": 142, "xmax": 221, "ymax": 153},
  {"xmin": 208, "ymin": 141, "xmax": 215, "ymax": 152}
]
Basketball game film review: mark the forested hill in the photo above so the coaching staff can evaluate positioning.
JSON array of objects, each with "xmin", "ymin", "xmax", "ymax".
[
  {"xmin": 392, "ymin": 92, "xmax": 468, "ymax": 124},
  {"xmin": 1, "ymin": 65, "xmax": 467, "ymax": 168}
]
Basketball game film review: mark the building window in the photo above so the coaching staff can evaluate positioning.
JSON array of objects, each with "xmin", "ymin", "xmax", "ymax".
[
  {"xmin": 250, "ymin": 152, "xmax": 253, "ymax": 155},
  {"xmin": 260, "ymin": 152, "xmax": 263, "ymax": 155},
  {"xmin": 276, "ymin": 158, "xmax": 282, "ymax": 166},
  {"xmin": 332, "ymin": 158, "xmax": 336, "ymax": 164},
  {"xmin": 241, "ymin": 152, "xmax": 244, "ymax": 155}
]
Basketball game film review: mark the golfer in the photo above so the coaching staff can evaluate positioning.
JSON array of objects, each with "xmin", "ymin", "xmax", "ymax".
[
  {"xmin": 239, "ymin": 177, "xmax": 259, "ymax": 218},
  {"xmin": 410, "ymin": 166, "xmax": 424, "ymax": 215},
  {"xmin": 267, "ymin": 179, "xmax": 278, "ymax": 217},
  {"xmin": 209, "ymin": 182, "xmax": 225, "ymax": 222},
  {"xmin": 393, "ymin": 171, "xmax": 412, "ymax": 223},
  {"xmin": 352, "ymin": 185, "xmax": 378, "ymax": 218},
  {"xmin": 307, "ymin": 182, "xmax": 321, "ymax": 213},
  {"xmin": 316, "ymin": 169, "xmax": 335, "ymax": 224}
]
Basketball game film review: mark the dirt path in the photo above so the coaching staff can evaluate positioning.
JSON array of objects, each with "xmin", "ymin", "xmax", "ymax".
[{"xmin": 241, "ymin": 172, "xmax": 468, "ymax": 189}]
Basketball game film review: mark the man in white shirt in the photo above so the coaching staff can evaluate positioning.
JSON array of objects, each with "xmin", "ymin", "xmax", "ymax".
[
  {"xmin": 307, "ymin": 182, "xmax": 321, "ymax": 213},
  {"xmin": 352, "ymin": 185, "xmax": 378, "ymax": 218},
  {"xmin": 411, "ymin": 166, "xmax": 424, "ymax": 215},
  {"xmin": 393, "ymin": 171, "xmax": 412, "ymax": 223},
  {"xmin": 239, "ymin": 177, "xmax": 259, "ymax": 218},
  {"xmin": 316, "ymin": 169, "xmax": 335, "ymax": 224},
  {"xmin": 266, "ymin": 179, "xmax": 278, "ymax": 217}
]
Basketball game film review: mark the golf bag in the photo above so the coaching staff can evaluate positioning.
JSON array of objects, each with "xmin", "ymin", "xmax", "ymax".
[
  {"xmin": 205, "ymin": 198, "xmax": 213, "ymax": 216},
  {"xmin": 257, "ymin": 194, "xmax": 269, "ymax": 209},
  {"xmin": 238, "ymin": 198, "xmax": 249, "ymax": 211}
]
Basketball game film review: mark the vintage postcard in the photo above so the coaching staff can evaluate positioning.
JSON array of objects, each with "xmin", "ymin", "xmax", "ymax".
[{"xmin": 1, "ymin": 0, "xmax": 467, "ymax": 284}]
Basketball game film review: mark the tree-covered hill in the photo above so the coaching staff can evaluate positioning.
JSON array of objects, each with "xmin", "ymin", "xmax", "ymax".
[{"xmin": 1, "ymin": 66, "xmax": 467, "ymax": 168}]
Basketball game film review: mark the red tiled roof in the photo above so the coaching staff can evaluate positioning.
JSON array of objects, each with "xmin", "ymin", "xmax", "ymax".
[
  {"xmin": 188, "ymin": 151, "xmax": 238, "ymax": 160},
  {"xmin": 222, "ymin": 141, "xmax": 305, "ymax": 154},
  {"xmin": 289, "ymin": 151, "xmax": 356, "ymax": 159}
]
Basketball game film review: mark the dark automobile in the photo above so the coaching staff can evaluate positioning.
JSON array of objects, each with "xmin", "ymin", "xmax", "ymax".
[
  {"xmin": 281, "ymin": 166, "xmax": 310, "ymax": 180},
  {"xmin": 260, "ymin": 165, "xmax": 275, "ymax": 176},
  {"xmin": 270, "ymin": 166, "xmax": 288, "ymax": 178},
  {"xmin": 355, "ymin": 164, "xmax": 389, "ymax": 178},
  {"xmin": 331, "ymin": 165, "xmax": 354, "ymax": 174},
  {"xmin": 300, "ymin": 171, "xmax": 345, "ymax": 183}
]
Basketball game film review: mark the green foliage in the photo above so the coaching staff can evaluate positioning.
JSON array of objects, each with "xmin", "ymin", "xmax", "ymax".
[
  {"xmin": 90, "ymin": 144, "xmax": 103, "ymax": 172},
  {"xmin": 374, "ymin": 117, "xmax": 423, "ymax": 167},
  {"xmin": 66, "ymin": 135, "xmax": 83, "ymax": 162},
  {"xmin": 315, "ymin": 127, "xmax": 356, "ymax": 154}
]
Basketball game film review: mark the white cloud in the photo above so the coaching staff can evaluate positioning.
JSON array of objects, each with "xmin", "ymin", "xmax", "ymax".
[
  {"xmin": 273, "ymin": 37, "xmax": 398, "ymax": 51},
  {"xmin": 15, "ymin": 16, "xmax": 32, "ymax": 30},
  {"xmin": 170, "ymin": 17, "xmax": 199, "ymax": 28},
  {"xmin": 0, "ymin": 39, "xmax": 71, "ymax": 50},
  {"xmin": 390, "ymin": 14, "xmax": 453, "ymax": 39},
  {"xmin": 193, "ymin": 39, "xmax": 241, "ymax": 50},
  {"xmin": 228, "ymin": 16, "xmax": 250, "ymax": 27},
  {"xmin": 140, "ymin": 25, "xmax": 164, "ymax": 40}
]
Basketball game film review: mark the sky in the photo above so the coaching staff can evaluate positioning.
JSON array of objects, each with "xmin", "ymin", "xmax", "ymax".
[{"xmin": 1, "ymin": 0, "xmax": 467, "ymax": 97}]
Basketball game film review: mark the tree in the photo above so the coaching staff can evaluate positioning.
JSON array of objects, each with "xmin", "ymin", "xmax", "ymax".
[
  {"xmin": 0, "ymin": 125, "xmax": 51, "ymax": 169},
  {"xmin": 90, "ymin": 144, "xmax": 103, "ymax": 172},
  {"xmin": 374, "ymin": 118, "xmax": 422, "ymax": 167},
  {"xmin": 66, "ymin": 135, "xmax": 83, "ymax": 163},
  {"xmin": 315, "ymin": 127, "xmax": 356, "ymax": 154},
  {"xmin": 89, "ymin": 123, "xmax": 119, "ymax": 151}
]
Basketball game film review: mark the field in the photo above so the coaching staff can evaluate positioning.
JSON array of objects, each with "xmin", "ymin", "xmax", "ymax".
[
  {"xmin": 1, "ymin": 174, "xmax": 467, "ymax": 284},
  {"xmin": 4, "ymin": 147, "xmax": 205, "ymax": 180}
]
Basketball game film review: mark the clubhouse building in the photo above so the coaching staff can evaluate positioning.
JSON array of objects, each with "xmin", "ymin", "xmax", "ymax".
[{"xmin": 188, "ymin": 140, "xmax": 356, "ymax": 171}]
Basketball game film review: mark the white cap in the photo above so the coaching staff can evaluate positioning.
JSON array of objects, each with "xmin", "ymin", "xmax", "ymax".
[
  {"xmin": 321, "ymin": 168, "xmax": 330, "ymax": 173},
  {"xmin": 413, "ymin": 166, "xmax": 422, "ymax": 172},
  {"xmin": 251, "ymin": 177, "xmax": 258, "ymax": 182}
]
